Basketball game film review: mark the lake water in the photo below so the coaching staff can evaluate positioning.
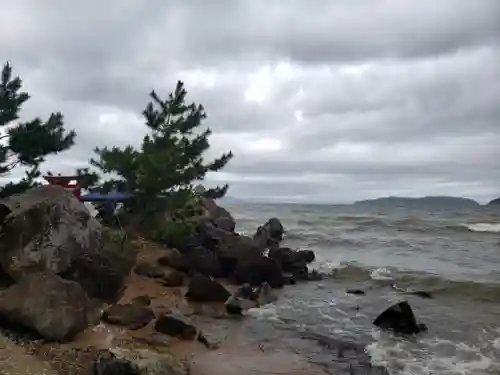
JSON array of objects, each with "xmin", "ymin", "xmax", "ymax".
[{"xmin": 226, "ymin": 203, "xmax": 500, "ymax": 375}]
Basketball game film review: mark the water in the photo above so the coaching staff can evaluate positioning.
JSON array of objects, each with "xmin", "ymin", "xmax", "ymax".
[{"xmin": 226, "ymin": 203, "xmax": 500, "ymax": 375}]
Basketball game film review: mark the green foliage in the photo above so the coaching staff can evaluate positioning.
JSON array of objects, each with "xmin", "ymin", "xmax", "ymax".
[
  {"xmin": 0, "ymin": 62, "xmax": 76, "ymax": 197},
  {"xmin": 150, "ymin": 220, "xmax": 195, "ymax": 249},
  {"xmin": 91, "ymin": 80, "xmax": 233, "ymax": 217}
]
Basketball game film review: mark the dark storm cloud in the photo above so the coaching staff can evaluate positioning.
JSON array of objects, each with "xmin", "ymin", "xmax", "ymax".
[{"xmin": 0, "ymin": 0, "xmax": 499, "ymax": 202}]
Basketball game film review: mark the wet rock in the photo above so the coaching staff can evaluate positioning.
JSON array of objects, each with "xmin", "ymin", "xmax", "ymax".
[
  {"xmin": 201, "ymin": 198, "xmax": 236, "ymax": 232},
  {"xmin": 185, "ymin": 274, "xmax": 230, "ymax": 302},
  {"xmin": 131, "ymin": 295, "xmax": 152, "ymax": 306},
  {"xmin": 406, "ymin": 290, "xmax": 433, "ymax": 299},
  {"xmin": 134, "ymin": 263, "xmax": 165, "ymax": 278},
  {"xmin": 224, "ymin": 283, "xmax": 258, "ymax": 314},
  {"xmin": 253, "ymin": 217, "xmax": 285, "ymax": 247},
  {"xmin": 162, "ymin": 270, "xmax": 187, "ymax": 287},
  {"xmin": 232, "ymin": 255, "xmax": 285, "ymax": 288},
  {"xmin": 102, "ymin": 304, "xmax": 155, "ymax": 330},
  {"xmin": 154, "ymin": 312, "xmax": 198, "ymax": 340},
  {"xmin": 217, "ymin": 234, "xmax": 264, "ymax": 276},
  {"xmin": 254, "ymin": 282, "xmax": 277, "ymax": 306},
  {"xmin": 373, "ymin": 301, "xmax": 424, "ymax": 334},
  {"xmin": 0, "ymin": 185, "xmax": 102, "ymax": 280},
  {"xmin": 0, "ymin": 272, "xmax": 96, "ymax": 340},
  {"xmin": 94, "ymin": 347, "xmax": 187, "ymax": 375},
  {"xmin": 346, "ymin": 289, "xmax": 366, "ymax": 295},
  {"xmin": 158, "ymin": 247, "xmax": 221, "ymax": 277},
  {"xmin": 268, "ymin": 247, "xmax": 315, "ymax": 273}
]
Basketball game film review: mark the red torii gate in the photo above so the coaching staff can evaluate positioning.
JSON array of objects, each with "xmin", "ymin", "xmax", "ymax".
[{"xmin": 43, "ymin": 175, "xmax": 83, "ymax": 200}]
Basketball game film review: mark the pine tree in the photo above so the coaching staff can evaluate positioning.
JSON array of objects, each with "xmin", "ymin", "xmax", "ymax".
[
  {"xmin": 91, "ymin": 80, "xmax": 233, "ymax": 217},
  {"xmin": 0, "ymin": 62, "xmax": 76, "ymax": 197}
]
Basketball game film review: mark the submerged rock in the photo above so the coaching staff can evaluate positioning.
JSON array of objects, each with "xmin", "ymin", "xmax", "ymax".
[
  {"xmin": 373, "ymin": 301, "xmax": 426, "ymax": 334},
  {"xmin": 185, "ymin": 274, "xmax": 230, "ymax": 302},
  {"xmin": 102, "ymin": 304, "xmax": 155, "ymax": 330},
  {"xmin": 154, "ymin": 313, "xmax": 198, "ymax": 340},
  {"xmin": 0, "ymin": 272, "xmax": 97, "ymax": 340}
]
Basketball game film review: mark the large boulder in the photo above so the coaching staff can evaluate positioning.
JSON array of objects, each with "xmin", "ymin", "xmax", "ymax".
[
  {"xmin": 373, "ymin": 301, "xmax": 427, "ymax": 334},
  {"xmin": 232, "ymin": 254, "xmax": 285, "ymax": 288},
  {"xmin": 154, "ymin": 313, "xmax": 198, "ymax": 340},
  {"xmin": 102, "ymin": 304, "xmax": 155, "ymax": 330},
  {"xmin": 0, "ymin": 186, "xmax": 135, "ymax": 302},
  {"xmin": 185, "ymin": 274, "xmax": 230, "ymax": 302},
  {"xmin": 60, "ymin": 231, "xmax": 136, "ymax": 302},
  {"xmin": 253, "ymin": 217, "xmax": 285, "ymax": 248},
  {"xmin": 0, "ymin": 272, "xmax": 98, "ymax": 340},
  {"xmin": 158, "ymin": 246, "xmax": 221, "ymax": 277},
  {"xmin": 0, "ymin": 185, "xmax": 102, "ymax": 280},
  {"xmin": 268, "ymin": 247, "xmax": 315, "ymax": 273},
  {"xmin": 201, "ymin": 198, "xmax": 236, "ymax": 232},
  {"xmin": 217, "ymin": 234, "xmax": 264, "ymax": 276}
]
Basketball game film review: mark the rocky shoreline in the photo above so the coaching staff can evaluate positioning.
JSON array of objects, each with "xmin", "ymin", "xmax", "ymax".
[{"xmin": 0, "ymin": 185, "xmax": 427, "ymax": 374}]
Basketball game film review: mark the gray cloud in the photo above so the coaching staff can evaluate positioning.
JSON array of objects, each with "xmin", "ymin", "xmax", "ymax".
[{"xmin": 0, "ymin": 0, "xmax": 499, "ymax": 203}]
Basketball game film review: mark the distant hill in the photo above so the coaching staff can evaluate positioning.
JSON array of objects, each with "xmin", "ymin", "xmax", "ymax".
[
  {"xmin": 487, "ymin": 197, "xmax": 500, "ymax": 206},
  {"xmin": 354, "ymin": 196, "xmax": 481, "ymax": 209}
]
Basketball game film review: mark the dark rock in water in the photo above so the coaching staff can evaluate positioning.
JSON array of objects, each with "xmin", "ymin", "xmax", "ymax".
[
  {"xmin": 162, "ymin": 270, "xmax": 187, "ymax": 287},
  {"xmin": 217, "ymin": 234, "xmax": 264, "ymax": 275},
  {"xmin": 185, "ymin": 274, "xmax": 230, "ymax": 302},
  {"xmin": 134, "ymin": 263, "xmax": 165, "ymax": 278},
  {"xmin": 253, "ymin": 217, "xmax": 285, "ymax": 247},
  {"xmin": 346, "ymin": 289, "xmax": 366, "ymax": 296},
  {"xmin": 232, "ymin": 255, "xmax": 284, "ymax": 288},
  {"xmin": 0, "ymin": 272, "xmax": 97, "ymax": 340},
  {"xmin": 373, "ymin": 301, "xmax": 424, "ymax": 334},
  {"xmin": 226, "ymin": 304, "xmax": 243, "ymax": 316},
  {"xmin": 154, "ymin": 313, "xmax": 198, "ymax": 340},
  {"xmin": 159, "ymin": 247, "xmax": 221, "ymax": 277},
  {"xmin": 268, "ymin": 247, "xmax": 315, "ymax": 274},
  {"xmin": 407, "ymin": 290, "xmax": 433, "ymax": 299},
  {"xmin": 131, "ymin": 295, "xmax": 151, "ymax": 306},
  {"xmin": 102, "ymin": 304, "xmax": 155, "ymax": 330}
]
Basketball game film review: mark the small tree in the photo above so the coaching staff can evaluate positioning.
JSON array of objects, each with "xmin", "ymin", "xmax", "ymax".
[
  {"xmin": 91, "ymin": 81, "xmax": 233, "ymax": 219},
  {"xmin": 0, "ymin": 62, "xmax": 76, "ymax": 197}
]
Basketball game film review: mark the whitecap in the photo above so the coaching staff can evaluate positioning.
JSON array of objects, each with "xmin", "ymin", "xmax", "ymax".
[{"xmin": 462, "ymin": 223, "xmax": 500, "ymax": 233}]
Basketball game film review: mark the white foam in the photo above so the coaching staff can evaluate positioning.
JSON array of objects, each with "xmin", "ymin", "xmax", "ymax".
[
  {"xmin": 366, "ymin": 332, "xmax": 497, "ymax": 375},
  {"xmin": 370, "ymin": 267, "xmax": 393, "ymax": 280},
  {"xmin": 247, "ymin": 304, "xmax": 280, "ymax": 321},
  {"xmin": 462, "ymin": 223, "xmax": 500, "ymax": 233}
]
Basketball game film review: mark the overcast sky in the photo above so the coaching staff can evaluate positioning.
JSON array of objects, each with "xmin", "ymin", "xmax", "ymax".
[{"xmin": 1, "ymin": 0, "xmax": 499, "ymax": 203}]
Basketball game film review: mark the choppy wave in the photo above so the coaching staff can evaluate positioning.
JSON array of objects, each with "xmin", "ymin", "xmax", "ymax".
[
  {"xmin": 327, "ymin": 263, "xmax": 500, "ymax": 302},
  {"xmin": 462, "ymin": 222, "xmax": 500, "ymax": 233}
]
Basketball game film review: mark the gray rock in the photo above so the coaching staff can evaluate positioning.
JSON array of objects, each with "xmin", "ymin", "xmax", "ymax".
[
  {"xmin": 0, "ymin": 185, "xmax": 102, "ymax": 280},
  {"xmin": 0, "ymin": 272, "xmax": 97, "ymax": 340},
  {"xmin": 102, "ymin": 304, "xmax": 155, "ymax": 330},
  {"xmin": 154, "ymin": 313, "xmax": 198, "ymax": 340}
]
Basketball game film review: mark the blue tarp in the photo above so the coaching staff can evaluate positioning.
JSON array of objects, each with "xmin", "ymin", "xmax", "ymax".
[{"xmin": 80, "ymin": 190, "xmax": 133, "ymax": 202}]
